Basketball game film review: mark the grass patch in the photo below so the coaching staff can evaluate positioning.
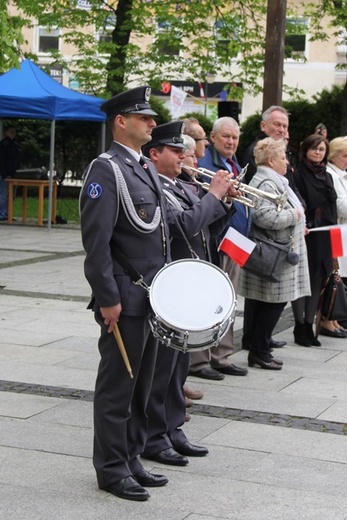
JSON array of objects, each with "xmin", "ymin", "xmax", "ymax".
[{"xmin": 13, "ymin": 197, "xmax": 80, "ymax": 223}]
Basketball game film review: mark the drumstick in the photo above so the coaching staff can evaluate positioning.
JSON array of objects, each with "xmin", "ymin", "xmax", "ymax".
[{"xmin": 113, "ymin": 324, "xmax": 134, "ymax": 379}]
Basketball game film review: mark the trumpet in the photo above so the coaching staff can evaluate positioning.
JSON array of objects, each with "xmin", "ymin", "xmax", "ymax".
[{"xmin": 181, "ymin": 164, "xmax": 287, "ymax": 212}]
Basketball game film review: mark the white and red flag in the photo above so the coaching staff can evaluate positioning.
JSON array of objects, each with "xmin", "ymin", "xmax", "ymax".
[
  {"xmin": 330, "ymin": 225, "xmax": 347, "ymax": 258},
  {"xmin": 219, "ymin": 227, "xmax": 256, "ymax": 267},
  {"xmin": 198, "ymin": 81, "xmax": 205, "ymax": 98}
]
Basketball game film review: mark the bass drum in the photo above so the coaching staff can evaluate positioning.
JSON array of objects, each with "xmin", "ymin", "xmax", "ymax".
[{"xmin": 148, "ymin": 259, "xmax": 236, "ymax": 353}]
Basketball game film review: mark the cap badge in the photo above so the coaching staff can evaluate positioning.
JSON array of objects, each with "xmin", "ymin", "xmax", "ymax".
[{"xmin": 145, "ymin": 87, "xmax": 151, "ymax": 101}]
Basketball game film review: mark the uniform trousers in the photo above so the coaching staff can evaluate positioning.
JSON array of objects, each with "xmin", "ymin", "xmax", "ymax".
[
  {"xmin": 143, "ymin": 344, "xmax": 190, "ymax": 456},
  {"xmin": 189, "ymin": 257, "xmax": 240, "ymax": 372},
  {"xmin": 93, "ymin": 311, "xmax": 158, "ymax": 488},
  {"xmin": 248, "ymin": 299, "xmax": 287, "ymax": 361}
]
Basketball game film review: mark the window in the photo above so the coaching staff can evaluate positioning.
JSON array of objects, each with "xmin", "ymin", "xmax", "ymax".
[
  {"xmin": 214, "ymin": 20, "xmax": 239, "ymax": 59},
  {"xmin": 38, "ymin": 27, "xmax": 60, "ymax": 53},
  {"xmin": 98, "ymin": 14, "xmax": 116, "ymax": 45},
  {"xmin": 285, "ymin": 18, "xmax": 309, "ymax": 59},
  {"xmin": 155, "ymin": 21, "xmax": 180, "ymax": 57}
]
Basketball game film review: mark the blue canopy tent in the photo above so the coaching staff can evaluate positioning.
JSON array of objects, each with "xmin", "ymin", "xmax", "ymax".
[{"xmin": 0, "ymin": 59, "xmax": 106, "ymax": 229}]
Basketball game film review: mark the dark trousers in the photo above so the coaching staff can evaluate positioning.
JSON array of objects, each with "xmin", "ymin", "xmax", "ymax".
[
  {"xmin": 246, "ymin": 299, "xmax": 287, "ymax": 361},
  {"xmin": 143, "ymin": 344, "xmax": 190, "ymax": 457},
  {"xmin": 93, "ymin": 312, "xmax": 158, "ymax": 488}
]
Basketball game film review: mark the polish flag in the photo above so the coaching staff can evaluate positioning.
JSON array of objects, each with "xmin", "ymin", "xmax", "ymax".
[
  {"xmin": 219, "ymin": 227, "xmax": 256, "ymax": 266},
  {"xmin": 198, "ymin": 81, "xmax": 205, "ymax": 98},
  {"xmin": 330, "ymin": 225, "xmax": 347, "ymax": 258}
]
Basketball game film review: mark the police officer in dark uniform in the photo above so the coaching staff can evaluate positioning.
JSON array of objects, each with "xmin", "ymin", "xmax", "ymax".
[
  {"xmin": 80, "ymin": 86, "xmax": 172, "ymax": 502},
  {"xmin": 141, "ymin": 121, "xmax": 236, "ymax": 466}
]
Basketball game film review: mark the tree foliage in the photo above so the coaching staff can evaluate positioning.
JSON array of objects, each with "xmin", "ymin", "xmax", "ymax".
[
  {"xmin": 9, "ymin": 0, "xmax": 268, "ymax": 97},
  {"xmin": 0, "ymin": 0, "xmax": 28, "ymax": 73}
]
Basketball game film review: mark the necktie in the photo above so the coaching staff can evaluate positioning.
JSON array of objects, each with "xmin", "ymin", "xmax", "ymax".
[
  {"xmin": 226, "ymin": 158, "xmax": 238, "ymax": 176},
  {"xmin": 139, "ymin": 156, "xmax": 148, "ymax": 169},
  {"xmin": 226, "ymin": 158, "xmax": 238, "ymax": 177}
]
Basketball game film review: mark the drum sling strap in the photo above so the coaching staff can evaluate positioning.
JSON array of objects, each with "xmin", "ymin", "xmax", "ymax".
[{"xmin": 109, "ymin": 243, "xmax": 148, "ymax": 290}]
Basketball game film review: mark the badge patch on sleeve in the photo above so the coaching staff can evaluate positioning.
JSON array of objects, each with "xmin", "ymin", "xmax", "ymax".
[{"xmin": 87, "ymin": 182, "xmax": 103, "ymax": 199}]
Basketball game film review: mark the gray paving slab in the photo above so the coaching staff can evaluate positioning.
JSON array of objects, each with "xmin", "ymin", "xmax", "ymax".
[
  {"xmin": 2, "ymin": 225, "xmax": 347, "ymax": 519},
  {"xmin": 204, "ymin": 421, "xmax": 347, "ymax": 464}
]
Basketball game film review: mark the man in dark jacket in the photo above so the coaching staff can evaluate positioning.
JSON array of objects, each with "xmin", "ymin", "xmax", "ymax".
[
  {"xmin": 0, "ymin": 125, "xmax": 20, "ymax": 220},
  {"xmin": 80, "ymin": 86, "xmax": 172, "ymax": 502},
  {"xmin": 142, "ymin": 120, "xmax": 236, "ymax": 466},
  {"xmin": 189, "ymin": 116, "xmax": 250, "ymax": 380},
  {"xmin": 240, "ymin": 105, "xmax": 289, "ymax": 184}
]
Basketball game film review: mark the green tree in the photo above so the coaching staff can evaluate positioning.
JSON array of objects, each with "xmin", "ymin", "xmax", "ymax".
[
  {"xmin": 11, "ymin": 0, "xmax": 268, "ymax": 97},
  {"xmin": 0, "ymin": 0, "xmax": 28, "ymax": 73}
]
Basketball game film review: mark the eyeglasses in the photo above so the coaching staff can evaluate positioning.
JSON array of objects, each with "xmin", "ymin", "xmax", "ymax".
[
  {"xmin": 185, "ymin": 154, "xmax": 196, "ymax": 158},
  {"xmin": 311, "ymin": 147, "xmax": 326, "ymax": 153},
  {"xmin": 194, "ymin": 137, "xmax": 208, "ymax": 142}
]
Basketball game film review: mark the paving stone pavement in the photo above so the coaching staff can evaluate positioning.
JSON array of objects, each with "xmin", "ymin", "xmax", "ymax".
[{"xmin": 1, "ymin": 224, "xmax": 347, "ymax": 520}]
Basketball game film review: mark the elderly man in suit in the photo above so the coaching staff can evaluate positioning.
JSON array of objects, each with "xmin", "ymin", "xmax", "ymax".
[{"xmin": 141, "ymin": 120, "xmax": 237, "ymax": 466}]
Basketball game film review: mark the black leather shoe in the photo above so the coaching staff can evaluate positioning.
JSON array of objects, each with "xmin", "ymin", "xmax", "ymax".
[
  {"xmin": 142, "ymin": 447, "xmax": 189, "ymax": 466},
  {"xmin": 102, "ymin": 476, "xmax": 149, "ymax": 501},
  {"xmin": 270, "ymin": 356, "xmax": 283, "ymax": 366},
  {"xmin": 133, "ymin": 469, "xmax": 168, "ymax": 487},
  {"xmin": 189, "ymin": 367, "xmax": 225, "ymax": 380},
  {"xmin": 174, "ymin": 441, "xmax": 209, "ymax": 457},
  {"xmin": 215, "ymin": 364, "xmax": 248, "ymax": 376},
  {"xmin": 248, "ymin": 353, "xmax": 282, "ymax": 370},
  {"xmin": 269, "ymin": 339, "xmax": 286, "ymax": 348},
  {"xmin": 319, "ymin": 327, "xmax": 347, "ymax": 338}
]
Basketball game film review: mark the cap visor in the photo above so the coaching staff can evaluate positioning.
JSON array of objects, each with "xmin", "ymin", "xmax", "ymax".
[{"xmin": 128, "ymin": 108, "xmax": 158, "ymax": 116}]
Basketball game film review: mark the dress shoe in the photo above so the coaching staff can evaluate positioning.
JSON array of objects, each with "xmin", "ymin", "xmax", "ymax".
[
  {"xmin": 319, "ymin": 326, "xmax": 347, "ymax": 338},
  {"xmin": 269, "ymin": 339, "xmax": 286, "ymax": 348},
  {"xmin": 189, "ymin": 367, "xmax": 225, "ymax": 380},
  {"xmin": 248, "ymin": 353, "xmax": 282, "ymax": 370},
  {"xmin": 184, "ymin": 385, "xmax": 204, "ymax": 400},
  {"xmin": 133, "ymin": 469, "xmax": 168, "ymax": 487},
  {"xmin": 102, "ymin": 476, "xmax": 149, "ymax": 501},
  {"xmin": 185, "ymin": 397, "xmax": 193, "ymax": 407},
  {"xmin": 143, "ymin": 447, "xmax": 189, "ymax": 466},
  {"xmin": 215, "ymin": 364, "xmax": 248, "ymax": 376},
  {"xmin": 174, "ymin": 441, "xmax": 209, "ymax": 457},
  {"xmin": 270, "ymin": 356, "xmax": 283, "ymax": 366}
]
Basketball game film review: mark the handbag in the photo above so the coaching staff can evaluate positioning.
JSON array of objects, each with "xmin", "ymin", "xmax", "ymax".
[
  {"xmin": 243, "ymin": 225, "xmax": 299, "ymax": 283},
  {"xmin": 320, "ymin": 270, "xmax": 347, "ymax": 321}
]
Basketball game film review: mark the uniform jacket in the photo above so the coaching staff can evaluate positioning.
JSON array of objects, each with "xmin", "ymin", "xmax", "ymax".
[
  {"xmin": 159, "ymin": 175, "xmax": 229, "ymax": 261},
  {"xmin": 80, "ymin": 141, "xmax": 171, "ymax": 316},
  {"xmin": 238, "ymin": 165, "xmax": 311, "ymax": 303}
]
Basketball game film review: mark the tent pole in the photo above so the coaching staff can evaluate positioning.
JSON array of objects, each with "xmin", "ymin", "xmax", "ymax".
[
  {"xmin": 101, "ymin": 122, "xmax": 106, "ymax": 152},
  {"xmin": 47, "ymin": 120, "xmax": 55, "ymax": 231}
]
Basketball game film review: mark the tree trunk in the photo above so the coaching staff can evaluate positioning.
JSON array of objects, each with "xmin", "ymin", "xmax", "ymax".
[
  {"xmin": 105, "ymin": 0, "xmax": 134, "ymax": 96},
  {"xmin": 262, "ymin": 0, "xmax": 287, "ymax": 111}
]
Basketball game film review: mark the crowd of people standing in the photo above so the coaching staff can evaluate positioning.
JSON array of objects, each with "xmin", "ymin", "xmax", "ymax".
[{"xmin": 79, "ymin": 85, "xmax": 347, "ymax": 502}]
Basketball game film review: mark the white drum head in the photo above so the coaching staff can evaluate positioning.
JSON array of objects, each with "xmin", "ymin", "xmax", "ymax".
[{"xmin": 149, "ymin": 259, "xmax": 235, "ymax": 331}]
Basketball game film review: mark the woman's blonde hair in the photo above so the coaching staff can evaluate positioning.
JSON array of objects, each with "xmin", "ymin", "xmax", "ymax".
[
  {"xmin": 183, "ymin": 134, "xmax": 196, "ymax": 152},
  {"xmin": 328, "ymin": 137, "xmax": 347, "ymax": 161},
  {"xmin": 254, "ymin": 137, "xmax": 286, "ymax": 166}
]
